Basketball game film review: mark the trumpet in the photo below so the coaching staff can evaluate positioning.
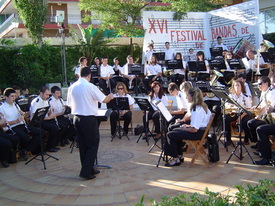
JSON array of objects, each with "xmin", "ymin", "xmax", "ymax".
[
  {"xmin": 15, "ymin": 104, "xmax": 30, "ymax": 134},
  {"xmin": 0, "ymin": 112, "xmax": 16, "ymax": 135}
]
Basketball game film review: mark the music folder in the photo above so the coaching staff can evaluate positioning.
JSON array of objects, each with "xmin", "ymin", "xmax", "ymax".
[
  {"xmin": 134, "ymin": 98, "xmax": 155, "ymax": 113},
  {"xmin": 128, "ymin": 64, "xmax": 144, "ymax": 75},
  {"xmin": 106, "ymin": 97, "xmax": 129, "ymax": 111},
  {"xmin": 153, "ymin": 52, "xmax": 165, "ymax": 61},
  {"xmin": 30, "ymin": 106, "xmax": 50, "ymax": 126},
  {"xmin": 210, "ymin": 47, "xmax": 223, "ymax": 58},
  {"xmin": 229, "ymin": 59, "xmax": 245, "ymax": 70},
  {"xmin": 188, "ymin": 61, "xmax": 207, "ymax": 72}
]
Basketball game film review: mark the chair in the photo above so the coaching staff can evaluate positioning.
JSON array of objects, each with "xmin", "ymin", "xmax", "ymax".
[{"xmin": 184, "ymin": 113, "xmax": 214, "ymax": 167}]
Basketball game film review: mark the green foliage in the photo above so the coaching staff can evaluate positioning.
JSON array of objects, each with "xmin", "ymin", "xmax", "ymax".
[
  {"xmin": 14, "ymin": 0, "xmax": 47, "ymax": 45},
  {"xmin": 0, "ymin": 44, "xmax": 142, "ymax": 91},
  {"xmin": 133, "ymin": 179, "xmax": 274, "ymax": 206},
  {"xmin": 69, "ymin": 25, "xmax": 111, "ymax": 65},
  {"xmin": 79, "ymin": 0, "xmax": 147, "ymax": 38},
  {"xmin": 0, "ymin": 39, "xmax": 14, "ymax": 46}
]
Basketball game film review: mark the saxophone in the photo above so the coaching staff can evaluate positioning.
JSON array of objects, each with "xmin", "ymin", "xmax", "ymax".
[{"xmin": 262, "ymin": 101, "xmax": 275, "ymax": 124}]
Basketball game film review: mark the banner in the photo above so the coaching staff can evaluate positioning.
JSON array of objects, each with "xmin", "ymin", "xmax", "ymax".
[{"xmin": 142, "ymin": 0, "xmax": 261, "ymax": 61}]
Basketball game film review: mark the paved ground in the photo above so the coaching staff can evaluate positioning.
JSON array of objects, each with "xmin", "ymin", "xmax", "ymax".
[{"xmin": 0, "ymin": 105, "xmax": 274, "ymax": 206}]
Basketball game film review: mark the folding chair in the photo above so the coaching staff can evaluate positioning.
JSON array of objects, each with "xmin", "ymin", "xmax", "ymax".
[{"xmin": 184, "ymin": 113, "xmax": 214, "ymax": 167}]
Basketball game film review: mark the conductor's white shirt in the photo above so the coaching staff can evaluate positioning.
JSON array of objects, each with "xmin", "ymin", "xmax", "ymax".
[{"xmin": 67, "ymin": 78, "xmax": 106, "ymax": 116}]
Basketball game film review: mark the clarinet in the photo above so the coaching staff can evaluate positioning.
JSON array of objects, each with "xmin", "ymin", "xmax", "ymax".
[
  {"xmin": 48, "ymin": 99, "xmax": 61, "ymax": 130},
  {"xmin": 15, "ymin": 103, "xmax": 31, "ymax": 134},
  {"xmin": 0, "ymin": 113, "xmax": 16, "ymax": 135}
]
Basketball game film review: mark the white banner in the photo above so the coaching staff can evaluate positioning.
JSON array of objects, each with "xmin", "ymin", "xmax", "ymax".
[{"xmin": 142, "ymin": 0, "xmax": 261, "ymax": 61}]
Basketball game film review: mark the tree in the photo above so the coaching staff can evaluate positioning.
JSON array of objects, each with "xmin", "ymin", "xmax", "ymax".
[
  {"xmin": 69, "ymin": 24, "xmax": 111, "ymax": 65},
  {"xmin": 79, "ymin": 0, "xmax": 150, "ymax": 56},
  {"xmin": 160, "ymin": 0, "xmax": 223, "ymax": 20},
  {"xmin": 14, "ymin": 0, "xmax": 48, "ymax": 47}
]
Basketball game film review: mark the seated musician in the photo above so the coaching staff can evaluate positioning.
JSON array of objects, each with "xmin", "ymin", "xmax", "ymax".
[
  {"xmin": 247, "ymin": 76, "xmax": 275, "ymax": 149},
  {"xmin": 74, "ymin": 57, "xmax": 88, "ymax": 80},
  {"xmin": 49, "ymin": 86, "xmax": 74, "ymax": 147},
  {"xmin": 237, "ymin": 74, "xmax": 252, "ymax": 98},
  {"xmin": 168, "ymin": 82, "xmax": 191, "ymax": 131},
  {"xmin": 112, "ymin": 57, "xmax": 128, "ymax": 87},
  {"xmin": 169, "ymin": 53, "xmax": 186, "ymax": 88},
  {"xmin": 224, "ymin": 80, "xmax": 252, "ymax": 145},
  {"xmin": 143, "ymin": 55, "xmax": 162, "ymax": 94},
  {"xmin": 90, "ymin": 57, "xmax": 101, "ymax": 84},
  {"xmin": 254, "ymin": 105, "xmax": 275, "ymax": 165},
  {"xmin": 222, "ymin": 51, "xmax": 235, "ymax": 84},
  {"xmin": 110, "ymin": 83, "xmax": 135, "ymax": 138},
  {"xmin": 165, "ymin": 88, "xmax": 211, "ymax": 167},
  {"xmin": 98, "ymin": 57, "xmax": 115, "ymax": 95},
  {"xmin": 142, "ymin": 81, "xmax": 168, "ymax": 140},
  {"xmin": 245, "ymin": 50, "xmax": 268, "ymax": 82},
  {"xmin": 0, "ymin": 88, "xmax": 41, "ymax": 159},
  {"xmin": 30, "ymin": 86, "xmax": 60, "ymax": 153},
  {"xmin": 121, "ymin": 55, "xmax": 140, "ymax": 90},
  {"xmin": 196, "ymin": 51, "xmax": 210, "ymax": 81},
  {"xmin": 0, "ymin": 116, "xmax": 20, "ymax": 167}
]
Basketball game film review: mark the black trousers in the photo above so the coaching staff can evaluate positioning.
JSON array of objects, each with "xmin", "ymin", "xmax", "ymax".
[
  {"xmin": 205, "ymin": 100, "xmax": 221, "ymax": 126},
  {"xmin": 256, "ymin": 124, "xmax": 274, "ymax": 159},
  {"xmin": 41, "ymin": 119, "xmax": 60, "ymax": 149},
  {"xmin": 247, "ymin": 119, "xmax": 266, "ymax": 143},
  {"xmin": 0, "ymin": 131, "xmax": 19, "ymax": 150},
  {"xmin": 110, "ymin": 110, "xmax": 132, "ymax": 136},
  {"xmin": 57, "ymin": 116, "xmax": 72, "ymax": 144},
  {"xmin": 224, "ymin": 114, "xmax": 252, "ymax": 142},
  {"xmin": 74, "ymin": 115, "xmax": 99, "ymax": 177},
  {"xmin": 99, "ymin": 78, "xmax": 115, "ymax": 95},
  {"xmin": 0, "ymin": 131, "xmax": 19, "ymax": 161},
  {"xmin": 143, "ymin": 111, "xmax": 161, "ymax": 134},
  {"xmin": 165, "ymin": 128, "xmax": 205, "ymax": 158},
  {"xmin": 12, "ymin": 124, "xmax": 41, "ymax": 153}
]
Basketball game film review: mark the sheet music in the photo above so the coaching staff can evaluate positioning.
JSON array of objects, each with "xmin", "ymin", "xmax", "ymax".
[
  {"xmin": 154, "ymin": 100, "xmax": 173, "ymax": 122},
  {"xmin": 97, "ymin": 109, "xmax": 107, "ymax": 116}
]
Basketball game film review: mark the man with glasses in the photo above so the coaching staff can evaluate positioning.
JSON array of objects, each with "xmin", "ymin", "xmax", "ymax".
[{"xmin": 247, "ymin": 76, "xmax": 275, "ymax": 147}]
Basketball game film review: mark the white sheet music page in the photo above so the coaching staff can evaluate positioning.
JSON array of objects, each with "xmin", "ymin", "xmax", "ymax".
[{"xmin": 154, "ymin": 100, "xmax": 173, "ymax": 122}]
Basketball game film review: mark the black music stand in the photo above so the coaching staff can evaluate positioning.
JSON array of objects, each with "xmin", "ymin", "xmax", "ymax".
[
  {"xmin": 209, "ymin": 59, "xmax": 226, "ymax": 71},
  {"xmin": 212, "ymin": 90, "xmax": 254, "ymax": 164},
  {"xmin": 107, "ymin": 97, "xmax": 130, "ymax": 141},
  {"xmin": 261, "ymin": 51, "xmax": 275, "ymax": 64},
  {"xmin": 165, "ymin": 59, "xmax": 183, "ymax": 70},
  {"xmin": 212, "ymin": 89, "xmax": 234, "ymax": 151},
  {"xmin": 90, "ymin": 65, "xmax": 101, "ymax": 84},
  {"xmin": 153, "ymin": 100, "xmax": 173, "ymax": 167},
  {"xmin": 25, "ymin": 106, "xmax": 59, "ymax": 169},
  {"xmin": 129, "ymin": 65, "xmax": 144, "ymax": 96},
  {"xmin": 135, "ymin": 98, "xmax": 155, "ymax": 145},
  {"xmin": 210, "ymin": 47, "xmax": 223, "ymax": 59},
  {"xmin": 187, "ymin": 61, "xmax": 209, "ymax": 81},
  {"xmin": 228, "ymin": 59, "xmax": 245, "ymax": 71},
  {"xmin": 153, "ymin": 52, "xmax": 165, "ymax": 61}
]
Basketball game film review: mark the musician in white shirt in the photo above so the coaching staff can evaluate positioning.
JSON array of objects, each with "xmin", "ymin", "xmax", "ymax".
[
  {"xmin": 165, "ymin": 88, "xmax": 211, "ymax": 166},
  {"xmin": 224, "ymin": 79, "xmax": 252, "ymax": 145},
  {"xmin": 98, "ymin": 57, "xmax": 115, "ymax": 95},
  {"xmin": 74, "ymin": 57, "xmax": 87, "ymax": 80},
  {"xmin": 164, "ymin": 42, "xmax": 175, "ymax": 60},
  {"xmin": 144, "ymin": 43, "xmax": 155, "ymax": 64},
  {"xmin": 121, "ymin": 55, "xmax": 140, "ymax": 90},
  {"xmin": 143, "ymin": 81, "xmax": 168, "ymax": 140},
  {"xmin": 248, "ymin": 76, "xmax": 275, "ymax": 146},
  {"xmin": 214, "ymin": 36, "xmax": 228, "ymax": 51},
  {"xmin": 109, "ymin": 82, "xmax": 135, "ymax": 138},
  {"xmin": 245, "ymin": 50, "xmax": 268, "ymax": 81},
  {"xmin": 143, "ymin": 55, "xmax": 162, "ymax": 93},
  {"xmin": 170, "ymin": 53, "xmax": 186, "ymax": 88}
]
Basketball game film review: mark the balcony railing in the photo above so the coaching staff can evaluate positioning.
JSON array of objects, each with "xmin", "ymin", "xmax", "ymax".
[{"xmin": 0, "ymin": 13, "xmax": 16, "ymax": 37}]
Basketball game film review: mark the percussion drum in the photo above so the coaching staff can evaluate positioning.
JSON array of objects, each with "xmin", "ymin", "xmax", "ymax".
[{"xmin": 233, "ymin": 38, "xmax": 255, "ymax": 59}]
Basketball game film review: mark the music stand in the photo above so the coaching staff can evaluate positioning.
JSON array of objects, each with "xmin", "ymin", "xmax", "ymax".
[
  {"xmin": 107, "ymin": 97, "xmax": 130, "ymax": 141},
  {"xmin": 209, "ymin": 59, "xmax": 226, "ymax": 71},
  {"xmin": 210, "ymin": 47, "xmax": 223, "ymax": 59},
  {"xmin": 165, "ymin": 59, "xmax": 183, "ymax": 70},
  {"xmin": 188, "ymin": 61, "xmax": 208, "ymax": 81},
  {"xmin": 153, "ymin": 100, "xmax": 173, "ymax": 167},
  {"xmin": 228, "ymin": 59, "xmax": 245, "ymax": 71},
  {"xmin": 261, "ymin": 52, "xmax": 275, "ymax": 63},
  {"xmin": 90, "ymin": 65, "xmax": 100, "ymax": 84},
  {"xmin": 25, "ymin": 106, "xmax": 59, "ymax": 169},
  {"xmin": 128, "ymin": 64, "xmax": 144, "ymax": 96},
  {"xmin": 153, "ymin": 52, "xmax": 165, "ymax": 61},
  {"xmin": 212, "ymin": 90, "xmax": 255, "ymax": 164},
  {"xmin": 135, "ymin": 98, "xmax": 155, "ymax": 145}
]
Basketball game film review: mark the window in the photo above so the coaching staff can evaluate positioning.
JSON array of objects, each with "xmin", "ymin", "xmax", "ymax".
[{"xmin": 260, "ymin": 7, "xmax": 275, "ymax": 34}]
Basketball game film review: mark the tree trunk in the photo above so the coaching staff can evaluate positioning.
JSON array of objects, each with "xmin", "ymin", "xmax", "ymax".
[{"xmin": 130, "ymin": 37, "xmax": 133, "ymax": 57}]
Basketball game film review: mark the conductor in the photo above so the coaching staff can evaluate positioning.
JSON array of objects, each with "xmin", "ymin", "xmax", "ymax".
[{"xmin": 67, "ymin": 66, "xmax": 114, "ymax": 180}]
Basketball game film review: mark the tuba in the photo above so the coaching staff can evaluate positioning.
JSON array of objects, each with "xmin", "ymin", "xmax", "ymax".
[
  {"xmin": 260, "ymin": 40, "xmax": 274, "ymax": 52},
  {"xmin": 207, "ymin": 70, "xmax": 224, "ymax": 98}
]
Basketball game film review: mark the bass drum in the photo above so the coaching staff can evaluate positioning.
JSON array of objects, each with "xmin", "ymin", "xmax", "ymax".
[{"xmin": 232, "ymin": 38, "xmax": 255, "ymax": 59}]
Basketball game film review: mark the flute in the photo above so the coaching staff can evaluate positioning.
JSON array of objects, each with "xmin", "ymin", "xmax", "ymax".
[
  {"xmin": 0, "ymin": 112, "xmax": 16, "ymax": 135},
  {"xmin": 15, "ymin": 104, "xmax": 30, "ymax": 133}
]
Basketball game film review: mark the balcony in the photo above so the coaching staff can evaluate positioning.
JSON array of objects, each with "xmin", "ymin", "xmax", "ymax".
[
  {"xmin": 0, "ymin": 13, "xmax": 21, "ymax": 38},
  {"xmin": 0, "ymin": 0, "xmax": 16, "ymax": 14}
]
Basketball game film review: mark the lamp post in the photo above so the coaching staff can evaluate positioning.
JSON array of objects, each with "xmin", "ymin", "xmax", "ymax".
[{"xmin": 57, "ymin": 15, "xmax": 67, "ymax": 86}]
